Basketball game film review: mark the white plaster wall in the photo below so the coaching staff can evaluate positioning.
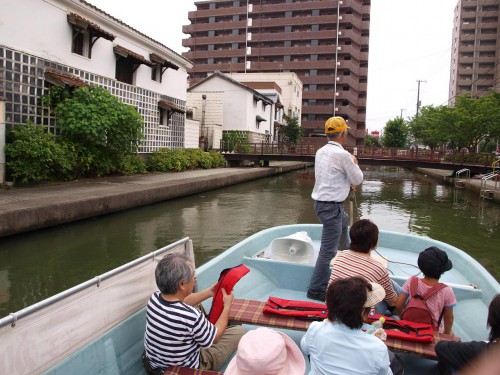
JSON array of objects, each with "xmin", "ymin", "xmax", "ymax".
[
  {"xmin": 184, "ymin": 119, "xmax": 200, "ymax": 149},
  {"xmin": 227, "ymin": 72, "xmax": 303, "ymax": 125},
  {"xmin": 189, "ymin": 76, "xmax": 271, "ymax": 135},
  {"xmin": 0, "ymin": 0, "xmax": 189, "ymax": 100}
]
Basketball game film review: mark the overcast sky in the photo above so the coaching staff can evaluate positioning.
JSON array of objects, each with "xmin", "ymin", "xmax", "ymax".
[{"xmin": 86, "ymin": 0, "xmax": 458, "ymax": 132}]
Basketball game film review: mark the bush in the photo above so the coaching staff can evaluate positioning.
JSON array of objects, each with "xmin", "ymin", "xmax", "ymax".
[
  {"xmin": 146, "ymin": 148, "xmax": 225, "ymax": 172},
  {"xmin": 5, "ymin": 124, "xmax": 75, "ymax": 184},
  {"xmin": 119, "ymin": 155, "xmax": 147, "ymax": 175}
]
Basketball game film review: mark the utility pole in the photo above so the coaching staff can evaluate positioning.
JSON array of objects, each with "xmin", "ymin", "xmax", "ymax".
[
  {"xmin": 333, "ymin": 0, "xmax": 342, "ymax": 117},
  {"xmin": 416, "ymin": 80, "xmax": 426, "ymax": 116},
  {"xmin": 400, "ymin": 108, "xmax": 406, "ymax": 119}
]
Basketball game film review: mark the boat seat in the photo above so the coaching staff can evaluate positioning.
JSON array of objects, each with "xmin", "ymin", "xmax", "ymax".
[{"xmin": 164, "ymin": 366, "xmax": 223, "ymax": 375}]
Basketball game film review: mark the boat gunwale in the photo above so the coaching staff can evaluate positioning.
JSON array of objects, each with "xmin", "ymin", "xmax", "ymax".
[{"xmin": 0, "ymin": 237, "xmax": 192, "ymax": 329}]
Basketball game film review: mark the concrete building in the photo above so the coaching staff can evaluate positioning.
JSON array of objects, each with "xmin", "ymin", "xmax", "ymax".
[
  {"xmin": 187, "ymin": 71, "xmax": 276, "ymax": 147},
  {"xmin": 182, "ymin": 0, "xmax": 371, "ymax": 146},
  {"xmin": 449, "ymin": 0, "xmax": 500, "ymax": 104},
  {"xmin": 0, "ymin": 0, "xmax": 193, "ymax": 154}
]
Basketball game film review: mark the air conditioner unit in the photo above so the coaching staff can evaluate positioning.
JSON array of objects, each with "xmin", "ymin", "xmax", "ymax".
[
  {"xmin": 248, "ymin": 4, "xmax": 253, "ymax": 13},
  {"xmin": 247, "ymin": 32, "xmax": 252, "ymax": 41},
  {"xmin": 246, "ymin": 46, "xmax": 252, "ymax": 55},
  {"xmin": 247, "ymin": 18, "xmax": 253, "ymax": 27},
  {"xmin": 246, "ymin": 61, "xmax": 251, "ymax": 70}
]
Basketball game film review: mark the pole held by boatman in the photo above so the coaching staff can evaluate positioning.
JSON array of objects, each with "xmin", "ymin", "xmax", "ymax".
[{"xmin": 307, "ymin": 116, "xmax": 364, "ymax": 302}]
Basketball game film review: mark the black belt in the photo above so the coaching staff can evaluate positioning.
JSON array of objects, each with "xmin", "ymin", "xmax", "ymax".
[{"xmin": 316, "ymin": 200, "xmax": 344, "ymax": 204}]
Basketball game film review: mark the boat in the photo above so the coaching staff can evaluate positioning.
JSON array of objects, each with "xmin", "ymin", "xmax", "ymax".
[{"xmin": 1, "ymin": 225, "xmax": 498, "ymax": 375}]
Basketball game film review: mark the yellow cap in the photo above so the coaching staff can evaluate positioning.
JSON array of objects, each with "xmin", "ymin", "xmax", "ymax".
[{"xmin": 325, "ymin": 117, "xmax": 349, "ymax": 134}]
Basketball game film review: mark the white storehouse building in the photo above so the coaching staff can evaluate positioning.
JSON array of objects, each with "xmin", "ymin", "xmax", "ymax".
[
  {"xmin": 0, "ymin": 0, "xmax": 192, "ymax": 154},
  {"xmin": 187, "ymin": 71, "xmax": 283, "ymax": 148}
]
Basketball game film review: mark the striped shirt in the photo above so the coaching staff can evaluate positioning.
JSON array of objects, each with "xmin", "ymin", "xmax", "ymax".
[
  {"xmin": 144, "ymin": 292, "xmax": 217, "ymax": 371},
  {"xmin": 329, "ymin": 250, "xmax": 398, "ymax": 301},
  {"xmin": 311, "ymin": 141, "xmax": 363, "ymax": 202}
]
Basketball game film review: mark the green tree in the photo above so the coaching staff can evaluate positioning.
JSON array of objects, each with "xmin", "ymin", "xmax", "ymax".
[
  {"xmin": 408, "ymin": 105, "xmax": 453, "ymax": 149},
  {"xmin": 364, "ymin": 135, "xmax": 381, "ymax": 147},
  {"xmin": 381, "ymin": 117, "xmax": 409, "ymax": 148},
  {"xmin": 281, "ymin": 115, "xmax": 304, "ymax": 144},
  {"xmin": 52, "ymin": 85, "xmax": 144, "ymax": 176}
]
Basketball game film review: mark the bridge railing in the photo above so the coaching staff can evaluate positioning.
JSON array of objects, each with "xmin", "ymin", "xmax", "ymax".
[{"xmin": 220, "ymin": 141, "xmax": 497, "ymax": 167}]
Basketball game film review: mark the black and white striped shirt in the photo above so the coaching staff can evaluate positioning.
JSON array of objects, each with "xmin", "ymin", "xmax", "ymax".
[{"xmin": 144, "ymin": 291, "xmax": 217, "ymax": 371}]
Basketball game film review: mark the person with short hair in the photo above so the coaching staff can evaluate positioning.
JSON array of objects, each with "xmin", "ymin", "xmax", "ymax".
[
  {"xmin": 142, "ymin": 253, "xmax": 245, "ymax": 374},
  {"xmin": 301, "ymin": 277, "xmax": 402, "ymax": 374},
  {"xmin": 435, "ymin": 294, "xmax": 500, "ymax": 375},
  {"xmin": 394, "ymin": 246, "xmax": 456, "ymax": 334},
  {"xmin": 308, "ymin": 116, "xmax": 363, "ymax": 302},
  {"xmin": 329, "ymin": 219, "xmax": 400, "ymax": 314}
]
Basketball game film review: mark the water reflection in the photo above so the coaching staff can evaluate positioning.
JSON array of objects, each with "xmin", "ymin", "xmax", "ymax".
[{"xmin": 0, "ymin": 166, "xmax": 498, "ymax": 317}]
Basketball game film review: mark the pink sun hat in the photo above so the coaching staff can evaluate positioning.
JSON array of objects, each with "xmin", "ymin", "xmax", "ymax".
[{"xmin": 225, "ymin": 327, "xmax": 305, "ymax": 375}]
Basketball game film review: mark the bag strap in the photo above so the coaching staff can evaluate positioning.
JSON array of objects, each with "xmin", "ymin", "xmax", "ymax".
[
  {"xmin": 436, "ymin": 307, "xmax": 446, "ymax": 328},
  {"xmin": 421, "ymin": 283, "xmax": 447, "ymax": 301},
  {"xmin": 409, "ymin": 276, "xmax": 420, "ymax": 297}
]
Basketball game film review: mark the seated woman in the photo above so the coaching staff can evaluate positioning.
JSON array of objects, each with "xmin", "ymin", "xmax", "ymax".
[
  {"xmin": 329, "ymin": 219, "xmax": 400, "ymax": 314},
  {"xmin": 301, "ymin": 276, "xmax": 403, "ymax": 375},
  {"xmin": 435, "ymin": 294, "xmax": 500, "ymax": 375}
]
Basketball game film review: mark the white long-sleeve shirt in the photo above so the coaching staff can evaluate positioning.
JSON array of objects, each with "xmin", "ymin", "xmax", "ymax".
[{"xmin": 311, "ymin": 141, "xmax": 364, "ymax": 202}]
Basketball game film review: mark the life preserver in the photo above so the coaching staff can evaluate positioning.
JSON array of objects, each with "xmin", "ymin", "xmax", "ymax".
[
  {"xmin": 366, "ymin": 313, "xmax": 435, "ymax": 343},
  {"xmin": 263, "ymin": 296, "xmax": 327, "ymax": 320},
  {"xmin": 208, "ymin": 264, "xmax": 250, "ymax": 324}
]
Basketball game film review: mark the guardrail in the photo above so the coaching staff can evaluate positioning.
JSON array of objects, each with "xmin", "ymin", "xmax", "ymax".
[{"xmin": 220, "ymin": 141, "xmax": 498, "ymax": 167}]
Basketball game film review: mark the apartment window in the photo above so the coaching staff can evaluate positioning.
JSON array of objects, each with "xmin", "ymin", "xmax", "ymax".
[
  {"xmin": 233, "ymin": 15, "xmax": 240, "ymax": 21},
  {"xmin": 209, "ymin": 16, "xmax": 215, "ymax": 23},
  {"xmin": 312, "ymin": 9, "xmax": 320, "ymax": 16},
  {"xmin": 233, "ymin": 1, "xmax": 240, "ymax": 6},
  {"xmin": 286, "ymin": 11, "xmax": 292, "ymax": 18},
  {"xmin": 232, "ymin": 43, "xmax": 239, "ymax": 49},
  {"xmin": 311, "ymin": 40, "xmax": 318, "ymax": 46},
  {"xmin": 284, "ymin": 55, "xmax": 291, "ymax": 62},
  {"xmin": 284, "ymin": 40, "xmax": 291, "ymax": 47},
  {"xmin": 310, "ymin": 55, "xmax": 318, "ymax": 61},
  {"xmin": 310, "ymin": 69, "xmax": 317, "ymax": 76},
  {"xmin": 232, "ymin": 29, "xmax": 239, "ymax": 35},
  {"xmin": 209, "ymin": 30, "xmax": 215, "ymax": 37},
  {"xmin": 312, "ymin": 25, "xmax": 319, "ymax": 32},
  {"xmin": 285, "ymin": 25, "xmax": 292, "ymax": 32},
  {"xmin": 208, "ymin": 45, "xmax": 215, "ymax": 51},
  {"xmin": 309, "ymin": 84, "xmax": 317, "ymax": 91},
  {"xmin": 231, "ymin": 57, "xmax": 239, "ymax": 64},
  {"xmin": 208, "ymin": 58, "xmax": 214, "ymax": 64}
]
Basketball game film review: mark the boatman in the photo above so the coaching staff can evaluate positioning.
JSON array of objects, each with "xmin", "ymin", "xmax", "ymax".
[
  {"xmin": 143, "ymin": 252, "xmax": 245, "ymax": 374},
  {"xmin": 307, "ymin": 116, "xmax": 364, "ymax": 302}
]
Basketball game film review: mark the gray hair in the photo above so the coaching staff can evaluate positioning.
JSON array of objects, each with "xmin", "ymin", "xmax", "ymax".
[
  {"xmin": 155, "ymin": 252, "xmax": 194, "ymax": 294},
  {"xmin": 327, "ymin": 130, "xmax": 345, "ymax": 140}
]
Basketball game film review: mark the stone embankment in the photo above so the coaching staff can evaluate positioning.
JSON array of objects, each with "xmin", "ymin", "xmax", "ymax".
[
  {"xmin": 415, "ymin": 168, "xmax": 500, "ymax": 204},
  {"xmin": 0, "ymin": 162, "xmax": 312, "ymax": 238}
]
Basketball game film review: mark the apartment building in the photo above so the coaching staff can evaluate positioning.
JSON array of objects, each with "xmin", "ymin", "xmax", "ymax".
[
  {"xmin": 182, "ymin": 0, "xmax": 371, "ymax": 146},
  {"xmin": 449, "ymin": 0, "xmax": 500, "ymax": 104}
]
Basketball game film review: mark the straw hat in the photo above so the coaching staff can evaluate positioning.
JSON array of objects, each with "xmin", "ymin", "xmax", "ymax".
[
  {"xmin": 225, "ymin": 327, "xmax": 305, "ymax": 375},
  {"xmin": 364, "ymin": 282, "xmax": 386, "ymax": 307}
]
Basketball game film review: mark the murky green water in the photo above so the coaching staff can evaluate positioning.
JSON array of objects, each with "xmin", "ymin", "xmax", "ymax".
[{"xmin": 0, "ymin": 166, "xmax": 498, "ymax": 317}]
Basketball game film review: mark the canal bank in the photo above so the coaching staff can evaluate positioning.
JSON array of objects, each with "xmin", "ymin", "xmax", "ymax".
[
  {"xmin": 0, "ymin": 162, "xmax": 312, "ymax": 238},
  {"xmin": 415, "ymin": 168, "xmax": 500, "ymax": 204}
]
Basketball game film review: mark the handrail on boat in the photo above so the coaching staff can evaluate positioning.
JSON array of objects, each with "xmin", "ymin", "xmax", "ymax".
[{"xmin": 0, "ymin": 237, "xmax": 191, "ymax": 329}]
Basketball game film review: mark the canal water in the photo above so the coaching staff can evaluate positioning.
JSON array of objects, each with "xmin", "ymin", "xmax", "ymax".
[{"xmin": 0, "ymin": 166, "xmax": 499, "ymax": 317}]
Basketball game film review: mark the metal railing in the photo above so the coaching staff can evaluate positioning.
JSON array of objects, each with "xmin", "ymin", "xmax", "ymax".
[{"xmin": 220, "ymin": 141, "xmax": 497, "ymax": 167}]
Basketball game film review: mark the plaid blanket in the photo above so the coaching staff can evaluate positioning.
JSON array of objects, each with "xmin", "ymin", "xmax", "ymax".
[{"xmin": 163, "ymin": 366, "xmax": 223, "ymax": 375}]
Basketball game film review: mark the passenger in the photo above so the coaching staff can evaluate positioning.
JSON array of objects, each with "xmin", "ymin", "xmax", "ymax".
[
  {"xmin": 225, "ymin": 327, "xmax": 305, "ymax": 374},
  {"xmin": 329, "ymin": 219, "xmax": 401, "ymax": 315},
  {"xmin": 142, "ymin": 253, "xmax": 245, "ymax": 374},
  {"xmin": 435, "ymin": 294, "xmax": 500, "ymax": 375},
  {"xmin": 307, "ymin": 116, "xmax": 364, "ymax": 302},
  {"xmin": 301, "ymin": 277, "xmax": 403, "ymax": 375},
  {"xmin": 394, "ymin": 246, "xmax": 456, "ymax": 334}
]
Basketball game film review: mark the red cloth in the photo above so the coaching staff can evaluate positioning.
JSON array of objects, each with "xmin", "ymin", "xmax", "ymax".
[
  {"xmin": 263, "ymin": 296, "xmax": 327, "ymax": 320},
  {"xmin": 208, "ymin": 264, "xmax": 250, "ymax": 324},
  {"xmin": 366, "ymin": 313, "xmax": 435, "ymax": 343}
]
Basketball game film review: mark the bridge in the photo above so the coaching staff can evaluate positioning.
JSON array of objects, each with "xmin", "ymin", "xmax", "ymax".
[{"xmin": 221, "ymin": 142, "xmax": 498, "ymax": 175}]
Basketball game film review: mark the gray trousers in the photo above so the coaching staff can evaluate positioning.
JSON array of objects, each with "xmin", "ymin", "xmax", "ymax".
[
  {"xmin": 309, "ymin": 201, "xmax": 350, "ymax": 292},
  {"xmin": 199, "ymin": 325, "xmax": 246, "ymax": 371}
]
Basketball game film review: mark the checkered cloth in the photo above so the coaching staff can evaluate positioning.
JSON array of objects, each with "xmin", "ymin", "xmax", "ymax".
[
  {"xmin": 229, "ymin": 299, "xmax": 460, "ymax": 360},
  {"xmin": 163, "ymin": 366, "xmax": 223, "ymax": 375}
]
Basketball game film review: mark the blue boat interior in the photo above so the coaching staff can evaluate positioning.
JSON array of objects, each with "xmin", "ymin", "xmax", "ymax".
[{"xmin": 44, "ymin": 225, "xmax": 498, "ymax": 375}]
